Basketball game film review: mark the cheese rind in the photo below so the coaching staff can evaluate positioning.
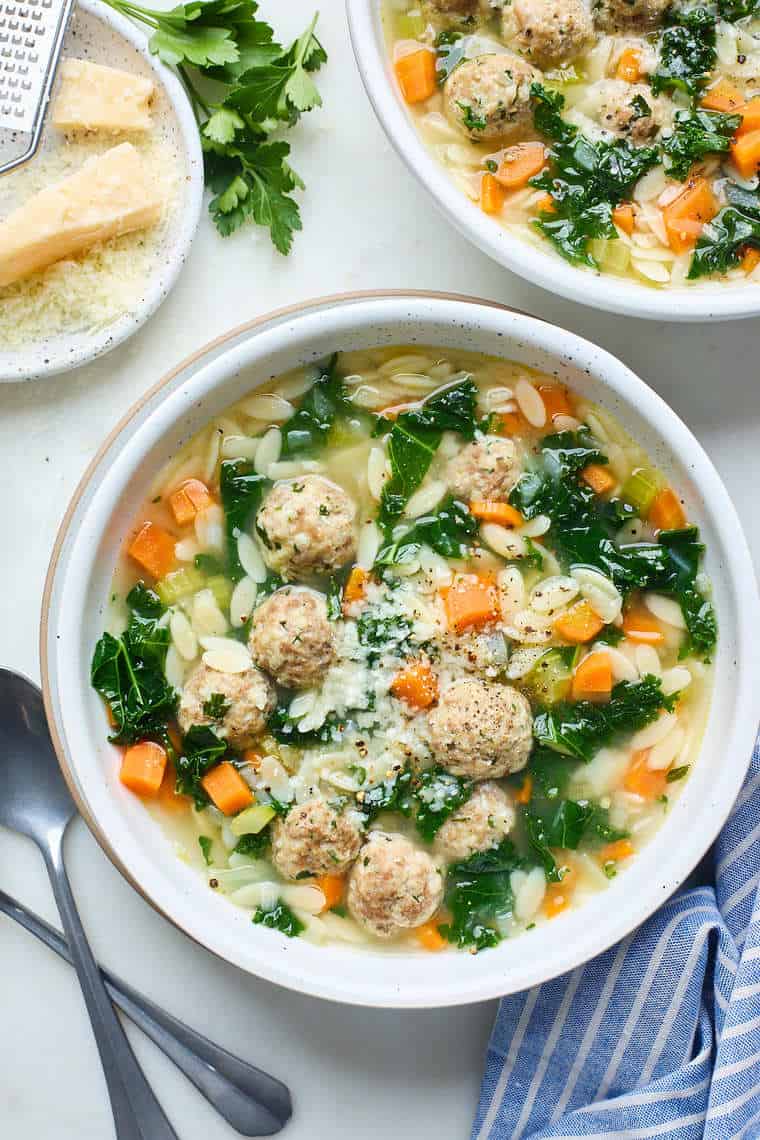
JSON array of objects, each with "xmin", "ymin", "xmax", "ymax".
[
  {"xmin": 0, "ymin": 142, "xmax": 163, "ymax": 287},
  {"xmin": 53, "ymin": 59, "xmax": 155, "ymax": 134}
]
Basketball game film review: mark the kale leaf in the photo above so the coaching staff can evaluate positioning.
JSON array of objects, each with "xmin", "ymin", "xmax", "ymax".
[
  {"xmin": 175, "ymin": 725, "xmax": 227, "ymax": 807},
  {"xmin": 375, "ymin": 496, "xmax": 478, "ymax": 567},
  {"xmin": 359, "ymin": 765, "xmax": 415, "ymax": 822},
  {"xmin": 650, "ymin": 7, "xmax": 716, "ymax": 100},
  {"xmin": 440, "ymin": 838, "xmax": 525, "ymax": 951},
  {"xmin": 524, "ymin": 795, "xmax": 627, "ymax": 881},
  {"xmin": 253, "ymin": 901, "xmax": 304, "ymax": 937},
  {"xmin": 412, "ymin": 767, "xmax": 473, "ymax": 842},
  {"xmin": 219, "ymin": 458, "xmax": 270, "ymax": 581},
  {"xmin": 377, "ymin": 377, "xmax": 477, "ymax": 525},
  {"xmin": 91, "ymin": 584, "xmax": 176, "ymax": 744},
  {"xmin": 199, "ymin": 836, "xmax": 214, "ymax": 865},
  {"xmin": 529, "ymin": 84, "xmax": 658, "ymax": 267},
  {"xmin": 533, "ymin": 675, "xmax": 675, "ymax": 762},
  {"xmin": 718, "ymin": 0, "xmax": 760, "ymax": 18},
  {"xmin": 279, "ymin": 354, "xmax": 347, "ymax": 456},
  {"xmin": 688, "ymin": 206, "xmax": 760, "ymax": 279},
  {"xmin": 663, "ymin": 108, "xmax": 742, "ymax": 181},
  {"xmin": 234, "ymin": 829, "xmax": 271, "ymax": 857}
]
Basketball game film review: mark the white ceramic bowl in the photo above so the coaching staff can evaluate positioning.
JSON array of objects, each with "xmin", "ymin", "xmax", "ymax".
[
  {"xmin": 347, "ymin": 0, "xmax": 760, "ymax": 323},
  {"xmin": 0, "ymin": 0, "xmax": 204, "ymax": 383},
  {"xmin": 42, "ymin": 292, "xmax": 760, "ymax": 1007}
]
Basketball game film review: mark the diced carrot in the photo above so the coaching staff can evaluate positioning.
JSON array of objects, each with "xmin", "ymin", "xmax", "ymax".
[
  {"xmin": 469, "ymin": 500, "xmax": 524, "ymax": 527},
  {"xmin": 201, "ymin": 762, "xmax": 254, "ymax": 815},
  {"xmin": 120, "ymin": 741, "xmax": 167, "ymax": 798},
  {"xmin": 616, "ymin": 47, "xmax": 642, "ymax": 83},
  {"xmin": 495, "ymin": 142, "xmax": 546, "ymax": 190},
  {"xmin": 624, "ymin": 749, "xmax": 668, "ymax": 799},
  {"xmin": 736, "ymin": 98, "xmax": 760, "ymax": 136},
  {"xmin": 343, "ymin": 566, "xmax": 370, "ymax": 610},
  {"xmin": 581, "ymin": 463, "xmax": 616, "ymax": 495},
  {"xmin": 515, "ymin": 774, "xmax": 533, "ymax": 805},
  {"xmin": 612, "ymin": 202, "xmax": 635, "ymax": 236},
  {"xmin": 648, "ymin": 486, "xmax": 686, "ymax": 533},
  {"xmin": 314, "ymin": 874, "xmax": 345, "ymax": 912},
  {"xmin": 168, "ymin": 479, "xmax": 213, "ymax": 526},
  {"xmin": 441, "ymin": 574, "xmax": 499, "ymax": 632},
  {"xmin": 731, "ymin": 129, "xmax": 760, "ymax": 178},
  {"xmin": 394, "ymin": 49, "xmax": 436, "ymax": 104},
  {"xmin": 742, "ymin": 246, "xmax": 760, "ymax": 274},
  {"xmin": 622, "ymin": 603, "xmax": 664, "ymax": 645},
  {"xmin": 554, "ymin": 599, "xmax": 604, "ymax": 644},
  {"xmin": 543, "ymin": 865, "xmax": 575, "ymax": 918},
  {"xmin": 492, "ymin": 410, "xmax": 528, "ymax": 435},
  {"xmin": 481, "ymin": 171, "xmax": 507, "ymax": 216},
  {"xmin": 415, "ymin": 921, "xmax": 448, "ymax": 952},
  {"xmin": 662, "ymin": 178, "xmax": 718, "ymax": 254},
  {"xmin": 537, "ymin": 383, "xmax": 574, "ymax": 422},
  {"xmin": 156, "ymin": 760, "xmax": 189, "ymax": 814},
  {"xmin": 128, "ymin": 521, "xmax": 176, "ymax": 580},
  {"xmin": 598, "ymin": 838, "xmax": 635, "ymax": 863},
  {"xmin": 390, "ymin": 660, "xmax": 439, "ymax": 709},
  {"xmin": 571, "ymin": 652, "xmax": 612, "ymax": 702},
  {"xmin": 700, "ymin": 78, "xmax": 744, "ymax": 113},
  {"xmin": 534, "ymin": 193, "xmax": 555, "ymax": 215}
]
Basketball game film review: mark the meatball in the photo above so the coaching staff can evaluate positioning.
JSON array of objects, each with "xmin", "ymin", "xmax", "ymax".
[
  {"xmin": 512, "ymin": 0, "xmax": 594, "ymax": 69},
  {"xmin": 270, "ymin": 799, "xmax": 363, "ymax": 880},
  {"xmin": 347, "ymin": 832, "xmax": 444, "ymax": 938},
  {"xmin": 428, "ymin": 678, "xmax": 533, "ymax": 779},
  {"xmin": 256, "ymin": 475, "xmax": 357, "ymax": 580},
  {"xmin": 434, "ymin": 781, "xmax": 515, "ymax": 861},
  {"xmin": 446, "ymin": 435, "xmax": 519, "ymax": 501},
  {"xmin": 250, "ymin": 587, "xmax": 335, "ymax": 689},
  {"xmin": 596, "ymin": 81, "xmax": 667, "ymax": 143},
  {"xmin": 593, "ymin": 0, "xmax": 669, "ymax": 33},
  {"xmin": 177, "ymin": 662, "xmax": 276, "ymax": 750},
  {"xmin": 444, "ymin": 53, "xmax": 539, "ymax": 143}
]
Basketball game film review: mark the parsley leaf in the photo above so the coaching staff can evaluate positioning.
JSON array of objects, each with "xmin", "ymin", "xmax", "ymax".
[
  {"xmin": 234, "ymin": 830, "xmax": 271, "ymax": 857},
  {"xmin": 205, "ymin": 138, "xmax": 303, "ymax": 253},
  {"xmin": 202, "ymin": 693, "xmax": 231, "ymax": 720},
  {"xmin": 663, "ymin": 108, "xmax": 742, "ymax": 181},
  {"xmin": 198, "ymin": 835, "xmax": 214, "ymax": 865},
  {"xmin": 226, "ymin": 14, "xmax": 326, "ymax": 125}
]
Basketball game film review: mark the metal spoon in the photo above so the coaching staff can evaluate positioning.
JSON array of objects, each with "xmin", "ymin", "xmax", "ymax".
[
  {"xmin": 0, "ymin": 668, "xmax": 291, "ymax": 1138},
  {"xmin": 0, "ymin": 887, "xmax": 291, "ymax": 1136}
]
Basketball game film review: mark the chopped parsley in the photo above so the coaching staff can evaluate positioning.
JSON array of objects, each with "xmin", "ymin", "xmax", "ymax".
[
  {"xmin": 457, "ymin": 101, "xmax": 487, "ymax": 132},
  {"xmin": 203, "ymin": 693, "xmax": 232, "ymax": 720}
]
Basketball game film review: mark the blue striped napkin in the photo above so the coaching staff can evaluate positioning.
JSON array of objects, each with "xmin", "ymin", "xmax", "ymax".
[{"xmin": 473, "ymin": 737, "xmax": 760, "ymax": 1140}]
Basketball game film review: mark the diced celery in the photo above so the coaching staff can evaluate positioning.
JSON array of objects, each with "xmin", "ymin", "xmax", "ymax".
[
  {"xmin": 621, "ymin": 465, "xmax": 664, "ymax": 517},
  {"xmin": 525, "ymin": 647, "xmax": 579, "ymax": 706},
  {"xmin": 156, "ymin": 566, "xmax": 206, "ymax": 606},
  {"xmin": 591, "ymin": 238, "xmax": 630, "ymax": 275},
  {"xmin": 205, "ymin": 574, "xmax": 234, "ymax": 610},
  {"xmin": 231, "ymin": 803, "xmax": 276, "ymax": 838},
  {"xmin": 396, "ymin": 11, "xmax": 426, "ymax": 37}
]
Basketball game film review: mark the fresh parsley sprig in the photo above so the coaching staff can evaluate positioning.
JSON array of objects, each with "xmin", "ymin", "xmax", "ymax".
[{"xmin": 101, "ymin": 0, "xmax": 326, "ymax": 254}]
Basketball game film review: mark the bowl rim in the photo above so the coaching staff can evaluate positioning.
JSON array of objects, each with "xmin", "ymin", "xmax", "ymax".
[
  {"xmin": 0, "ymin": 0, "xmax": 205, "ymax": 383},
  {"xmin": 40, "ymin": 290, "xmax": 760, "ymax": 1007},
  {"xmin": 346, "ymin": 0, "xmax": 760, "ymax": 323}
]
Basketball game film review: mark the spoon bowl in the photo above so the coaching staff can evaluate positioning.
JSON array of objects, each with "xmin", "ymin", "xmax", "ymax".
[{"xmin": 0, "ymin": 667, "xmax": 75, "ymax": 843}]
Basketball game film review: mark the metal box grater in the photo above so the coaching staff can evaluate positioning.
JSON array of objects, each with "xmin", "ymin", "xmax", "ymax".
[{"xmin": 0, "ymin": 0, "xmax": 74, "ymax": 175}]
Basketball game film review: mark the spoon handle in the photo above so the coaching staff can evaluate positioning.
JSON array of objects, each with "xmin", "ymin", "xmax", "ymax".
[
  {"xmin": 0, "ymin": 890, "xmax": 291, "ymax": 1136},
  {"xmin": 44, "ymin": 834, "xmax": 180, "ymax": 1140}
]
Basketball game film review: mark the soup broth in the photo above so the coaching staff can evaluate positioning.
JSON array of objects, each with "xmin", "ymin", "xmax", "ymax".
[
  {"xmin": 385, "ymin": 0, "xmax": 760, "ymax": 288},
  {"xmin": 93, "ymin": 347, "xmax": 715, "ymax": 953}
]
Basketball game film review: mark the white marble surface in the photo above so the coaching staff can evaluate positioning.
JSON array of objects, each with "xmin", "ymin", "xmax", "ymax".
[{"xmin": 1, "ymin": 3, "xmax": 759, "ymax": 1137}]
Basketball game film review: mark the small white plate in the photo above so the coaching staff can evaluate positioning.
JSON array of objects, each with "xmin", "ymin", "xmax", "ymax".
[{"xmin": 0, "ymin": 0, "xmax": 204, "ymax": 383}]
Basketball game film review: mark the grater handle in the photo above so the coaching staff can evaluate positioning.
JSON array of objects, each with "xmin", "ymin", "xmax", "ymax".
[{"xmin": 0, "ymin": 0, "xmax": 76, "ymax": 176}]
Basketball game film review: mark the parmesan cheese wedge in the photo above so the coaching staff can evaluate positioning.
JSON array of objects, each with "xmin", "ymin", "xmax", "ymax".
[
  {"xmin": 53, "ymin": 59, "xmax": 155, "ymax": 134},
  {"xmin": 0, "ymin": 143, "xmax": 163, "ymax": 287}
]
